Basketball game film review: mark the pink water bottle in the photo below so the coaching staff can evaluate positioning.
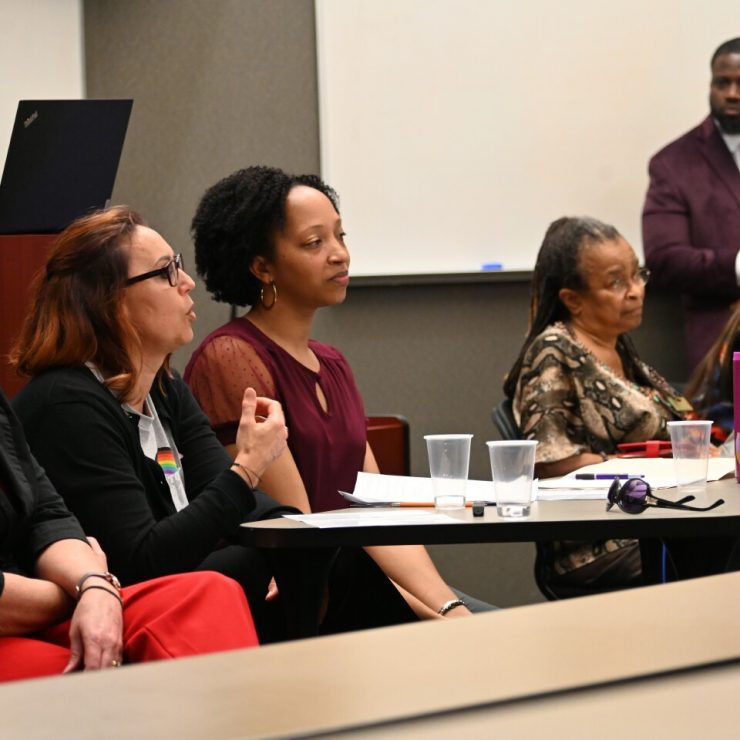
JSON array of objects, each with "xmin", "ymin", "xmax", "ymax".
[{"xmin": 734, "ymin": 352, "xmax": 740, "ymax": 481}]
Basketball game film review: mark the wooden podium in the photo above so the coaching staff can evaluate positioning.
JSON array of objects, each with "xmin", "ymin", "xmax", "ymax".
[{"xmin": 0, "ymin": 233, "xmax": 57, "ymax": 398}]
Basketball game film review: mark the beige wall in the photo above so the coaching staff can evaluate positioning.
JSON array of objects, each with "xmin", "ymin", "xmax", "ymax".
[
  {"xmin": 0, "ymin": 0, "xmax": 84, "ymax": 168},
  {"xmin": 84, "ymin": 0, "xmax": 321, "ymax": 367},
  {"xmin": 83, "ymin": 1, "xmax": 690, "ymax": 608}
]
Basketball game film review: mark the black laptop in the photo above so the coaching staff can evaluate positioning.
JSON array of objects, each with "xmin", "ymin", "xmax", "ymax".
[{"xmin": 0, "ymin": 99, "xmax": 133, "ymax": 234}]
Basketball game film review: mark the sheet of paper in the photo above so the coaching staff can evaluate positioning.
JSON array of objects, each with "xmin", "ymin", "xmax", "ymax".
[
  {"xmin": 537, "ymin": 479, "xmax": 620, "ymax": 490},
  {"xmin": 346, "ymin": 472, "xmax": 497, "ymax": 504},
  {"xmin": 285, "ymin": 510, "xmax": 462, "ymax": 529},
  {"xmin": 537, "ymin": 457, "xmax": 735, "ymax": 495},
  {"xmin": 535, "ymin": 473, "xmax": 611, "ymax": 500},
  {"xmin": 711, "ymin": 458, "xmax": 737, "ymax": 480},
  {"xmin": 536, "ymin": 487, "xmax": 608, "ymax": 501},
  {"xmin": 347, "ymin": 472, "xmax": 611, "ymax": 503}
]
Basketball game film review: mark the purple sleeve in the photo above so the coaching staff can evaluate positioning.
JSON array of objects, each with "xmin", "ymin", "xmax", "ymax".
[{"xmin": 642, "ymin": 154, "xmax": 740, "ymax": 298}]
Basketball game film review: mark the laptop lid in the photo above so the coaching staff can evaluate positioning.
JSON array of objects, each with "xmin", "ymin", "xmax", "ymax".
[{"xmin": 0, "ymin": 99, "xmax": 133, "ymax": 234}]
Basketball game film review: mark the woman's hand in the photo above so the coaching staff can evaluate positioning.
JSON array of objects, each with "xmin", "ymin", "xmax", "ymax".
[
  {"xmin": 233, "ymin": 387, "xmax": 288, "ymax": 479},
  {"xmin": 64, "ymin": 585, "xmax": 123, "ymax": 673},
  {"xmin": 64, "ymin": 535, "xmax": 123, "ymax": 672},
  {"xmin": 265, "ymin": 577, "xmax": 279, "ymax": 601}
]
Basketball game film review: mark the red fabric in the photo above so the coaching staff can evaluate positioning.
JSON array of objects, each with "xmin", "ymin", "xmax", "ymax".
[{"xmin": 0, "ymin": 571, "xmax": 257, "ymax": 683}]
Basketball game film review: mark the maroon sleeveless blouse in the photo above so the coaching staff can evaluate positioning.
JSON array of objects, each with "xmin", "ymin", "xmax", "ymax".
[{"xmin": 185, "ymin": 318, "xmax": 367, "ymax": 512}]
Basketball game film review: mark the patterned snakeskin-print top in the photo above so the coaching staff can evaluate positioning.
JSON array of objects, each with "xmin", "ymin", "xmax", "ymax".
[
  {"xmin": 513, "ymin": 322, "xmax": 684, "ymax": 464},
  {"xmin": 512, "ymin": 323, "xmax": 687, "ymax": 579}
]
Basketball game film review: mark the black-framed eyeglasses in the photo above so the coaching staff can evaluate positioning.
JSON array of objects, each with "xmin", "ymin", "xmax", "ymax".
[
  {"xmin": 606, "ymin": 477, "xmax": 724, "ymax": 515},
  {"xmin": 126, "ymin": 253, "xmax": 184, "ymax": 287}
]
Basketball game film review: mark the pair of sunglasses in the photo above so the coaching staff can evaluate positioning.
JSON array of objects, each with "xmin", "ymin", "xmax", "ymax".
[{"xmin": 606, "ymin": 477, "xmax": 724, "ymax": 514}]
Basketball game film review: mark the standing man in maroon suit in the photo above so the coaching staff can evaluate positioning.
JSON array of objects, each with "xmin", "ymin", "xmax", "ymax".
[{"xmin": 643, "ymin": 37, "xmax": 740, "ymax": 372}]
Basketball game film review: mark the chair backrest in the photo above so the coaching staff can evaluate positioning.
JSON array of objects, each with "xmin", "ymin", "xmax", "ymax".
[
  {"xmin": 366, "ymin": 415, "xmax": 410, "ymax": 476},
  {"xmin": 491, "ymin": 398, "xmax": 522, "ymax": 441},
  {"xmin": 491, "ymin": 401, "xmax": 562, "ymax": 598}
]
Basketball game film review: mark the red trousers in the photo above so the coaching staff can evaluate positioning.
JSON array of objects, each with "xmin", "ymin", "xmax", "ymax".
[{"xmin": 0, "ymin": 571, "xmax": 258, "ymax": 683}]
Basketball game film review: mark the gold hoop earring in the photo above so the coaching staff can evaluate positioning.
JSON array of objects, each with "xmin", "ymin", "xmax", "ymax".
[{"xmin": 260, "ymin": 281, "xmax": 277, "ymax": 310}]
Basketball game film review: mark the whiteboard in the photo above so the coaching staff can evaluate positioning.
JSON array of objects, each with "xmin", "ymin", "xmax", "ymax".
[{"xmin": 316, "ymin": 0, "xmax": 735, "ymax": 276}]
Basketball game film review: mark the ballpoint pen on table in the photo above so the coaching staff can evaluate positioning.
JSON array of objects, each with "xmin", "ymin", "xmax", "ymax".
[
  {"xmin": 349, "ymin": 501, "xmax": 495, "ymax": 508},
  {"xmin": 574, "ymin": 473, "xmax": 646, "ymax": 480},
  {"xmin": 351, "ymin": 501, "xmax": 467, "ymax": 508}
]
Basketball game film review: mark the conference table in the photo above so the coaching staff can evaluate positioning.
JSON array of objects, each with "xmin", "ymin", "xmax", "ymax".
[
  {"xmin": 4, "ymin": 570, "xmax": 740, "ymax": 738},
  {"xmin": 240, "ymin": 477, "xmax": 740, "ymax": 636}
]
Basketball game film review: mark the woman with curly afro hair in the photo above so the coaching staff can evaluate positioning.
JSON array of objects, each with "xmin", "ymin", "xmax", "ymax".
[{"xmin": 186, "ymin": 165, "xmax": 493, "ymax": 620}]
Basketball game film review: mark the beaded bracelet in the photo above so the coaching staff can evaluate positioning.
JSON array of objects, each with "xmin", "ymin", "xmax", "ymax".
[{"xmin": 437, "ymin": 598, "xmax": 466, "ymax": 616}]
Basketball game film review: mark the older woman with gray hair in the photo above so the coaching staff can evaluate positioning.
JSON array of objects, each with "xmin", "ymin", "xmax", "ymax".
[{"xmin": 504, "ymin": 217, "xmax": 689, "ymax": 594}]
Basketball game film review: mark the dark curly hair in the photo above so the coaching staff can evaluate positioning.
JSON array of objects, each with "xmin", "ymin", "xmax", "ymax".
[
  {"xmin": 503, "ymin": 216, "xmax": 647, "ymax": 399},
  {"xmin": 191, "ymin": 165, "xmax": 340, "ymax": 306}
]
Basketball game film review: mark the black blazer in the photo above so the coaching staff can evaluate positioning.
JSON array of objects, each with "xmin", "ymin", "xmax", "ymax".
[
  {"xmin": 0, "ymin": 387, "xmax": 86, "ymax": 587},
  {"xmin": 13, "ymin": 366, "xmax": 293, "ymax": 585}
]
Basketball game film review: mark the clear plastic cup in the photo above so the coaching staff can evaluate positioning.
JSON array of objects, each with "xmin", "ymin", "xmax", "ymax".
[
  {"xmin": 434, "ymin": 494, "xmax": 466, "ymax": 511},
  {"xmin": 424, "ymin": 434, "xmax": 472, "ymax": 498},
  {"xmin": 667, "ymin": 421, "xmax": 712, "ymax": 496},
  {"xmin": 487, "ymin": 440, "xmax": 538, "ymax": 518}
]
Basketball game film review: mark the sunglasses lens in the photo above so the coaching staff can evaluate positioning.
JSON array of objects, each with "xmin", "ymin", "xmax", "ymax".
[
  {"xmin": 619, "ymin": 479, "xmax": 649, "ymax": 514},
  {"xmin": 619, "ymin": 493, "xmax": 646, "ymax": 514}
]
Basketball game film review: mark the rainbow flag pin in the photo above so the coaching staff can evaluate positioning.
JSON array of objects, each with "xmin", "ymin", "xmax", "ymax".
[{"xmin": 156, "ymin": 447, "xmax": 178, "ymax": 476}]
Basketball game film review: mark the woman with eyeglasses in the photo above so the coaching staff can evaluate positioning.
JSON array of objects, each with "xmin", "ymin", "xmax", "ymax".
[
  {"xmin": 9, "ymin": 206, "xmax": 298, "ymax": 642},
  {"xmin": 503, "ymin": 217, "xmax": 689, "ymax": 595}
]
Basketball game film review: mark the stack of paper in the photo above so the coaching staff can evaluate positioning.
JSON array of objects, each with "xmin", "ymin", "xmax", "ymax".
[
  {"xmin": 340, "ymin": 472, "xmax": 496, "ymax": 505},
  {"xmin": 334, "ymin": 458, "xmax": 736, "ymax": 509},
  {"xmin": 538, "ymin": 457, "xmax": 735, "ymax": 500},
  {"xmin": 285, "ymin": 509, "xmax": 461, "ymax": 529}
]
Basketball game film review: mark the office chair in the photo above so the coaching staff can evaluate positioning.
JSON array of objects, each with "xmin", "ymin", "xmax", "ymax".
[
  {"xmin": 491, "ymin": 398, "xmax": 587, "ymax": 601},
  {"xmin": 491, "ymin": 398, "xmax": 521, "ymax": 441},
  {"xmin": 366, "ymin": 415, "xmax": 411, "ymax": 476}
]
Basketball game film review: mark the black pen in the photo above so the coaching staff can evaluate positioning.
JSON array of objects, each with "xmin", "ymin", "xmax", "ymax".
[{"xmin": 574, "ymin": 473, "xmax": 646, "ymax": 480}]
